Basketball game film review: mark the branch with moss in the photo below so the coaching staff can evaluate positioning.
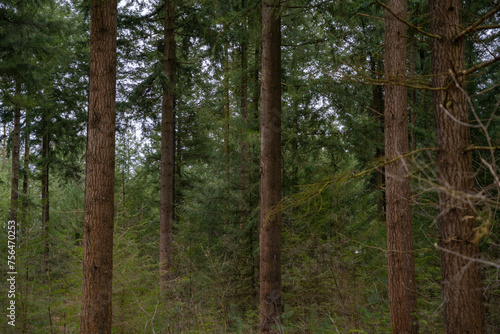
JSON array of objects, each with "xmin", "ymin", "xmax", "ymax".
[{"xmin": 453, "ymin": 3, "xmax": 500, "ymax": 41}]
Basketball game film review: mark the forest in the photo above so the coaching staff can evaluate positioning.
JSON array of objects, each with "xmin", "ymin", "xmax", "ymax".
[{"xmin": 1, "ymin": 0, "xmax": 499, "ymax": 333}]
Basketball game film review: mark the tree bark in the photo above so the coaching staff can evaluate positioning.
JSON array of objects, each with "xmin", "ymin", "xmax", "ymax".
[
  {"xmin": 429, "ymin": 0, "xmax": 485, "ymax": 332},
  {"xmin": 80, "ymin": 0, "xmax": 117, "ymax": 332},
  {"xmin": 10, "ymin": 83, "xmax": 21, "ymax": 223},
  {"xmin": 159, "ymin": 0, "xmax": 176, "ymax": 288},
  {"xmin": 384, "ymin": 1, "xmax": 418, "ymax": 332},
  {"xmin": 259, "ymin": 0, "xmax": 282, "ymax": 332}
]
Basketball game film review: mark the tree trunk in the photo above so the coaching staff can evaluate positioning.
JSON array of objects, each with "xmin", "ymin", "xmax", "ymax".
[
  {"xmin": 240, "ymin": 12, "xmax": 249, "ymax": 210},
  {"xmin": 409, "ymin": 37, "xmax": 417, "ymax": 152},
  {"xmin": 384, "ymin": 1, "xmax": 418, "ymax": 332},
  {"xmin": 10, "ymin": 83, "xmax": 21, "ymax": 223},
  {"xmin": 224, "ymin": 45, "xmax": 230, "ymax": 184},
  {"xmin": 259, "ymin": 0, "xmax": 282, "ymax": 332},
  {"xmin": 80, "ymin": 0, "xmax": 117, "ymax": 332},
  {"xmin": 429, "ymin": 0, "xmax": 485, "ymax": 332},
  {"xmin": 41, "ymin": 122, "xmax": 50, "ymax": 275},
  {"xmin": 159, "ymin": 0, "xmax": 175, "ymax": 288},
  {"xmin": 22, "ymin": 112, "xmax": 30, "ymax": 218}
]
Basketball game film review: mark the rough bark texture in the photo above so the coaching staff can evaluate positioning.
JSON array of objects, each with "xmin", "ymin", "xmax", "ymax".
[
  {"xmin": 259, "ymin": 0, "xmax": 282, "ymax": 332},
  {"xmin": 384, "ymin": 1, "xmax": 418, "ymax": 332},
  {"xmin": 429, "ymin": 0, "xmax": 485, "ymax": 332},
  {"xmin": 159, "ymin": 0, "xmax": 175, "ymax": 288},
  {"xmin": 10, "ymin": 86, "xmax": 21, "ymax": 223},
  {"xmin": 80, "ymin": 0, "xmax": 117, "ymax": 332}
]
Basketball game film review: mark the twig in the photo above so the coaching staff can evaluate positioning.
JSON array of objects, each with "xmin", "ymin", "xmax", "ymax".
[{"xmin": 357, "ymin": 12, "xmax": 384, "ymax": 21}]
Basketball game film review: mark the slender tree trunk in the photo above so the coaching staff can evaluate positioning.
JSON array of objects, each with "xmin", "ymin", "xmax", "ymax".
[
  {"xmin": 259, "ymin": 0, "xmax": 282, "ymax": 332},
  {"xmin": 80, "ymin": 0, "xmax": 117, "ymax": 332},
  {"xmin": 22, "ymin": 113, "xmax": 30, "ymax": 218},
  {"xmin": 159, "ymin": 0, "xmax": 175, "ymax": 288},
  {"xmin": 409, "ymin": 37, "xmax": 417, "ymax": 151},
  {"xmin": 40, "ymin": 119, "xmax": 53, "ymax": 333},
  {"xmin": 240, "ymin": 14, "xmax": 249, "ymax": 208},
  {"xmin": 21, "ymin": 115, "xmax": 29, "ymax": 334},
  {"xmin": 2, "ymin": 122, "xmax": 7, "ymax": 160},
  {"xmin": 41, "ymin": 122, "xmax": 50, "ymax": 275},
  {"xmin": 384, "ymin": 1, "xmax": 418, "ymax": 332},
  {"xmin": 370, "ymin": 57, "xmax": 384, "ymax": 220},
  {"xmin": 429, "ymin": 0, "xmax": 484, "ymax": 332},
  {"xmin": 10, "ymin": 83, "xmax": 21, "ymax": 223},
  {"xmin": 224, "ymin": 45, "xmax": 230, "ymax": 183}
]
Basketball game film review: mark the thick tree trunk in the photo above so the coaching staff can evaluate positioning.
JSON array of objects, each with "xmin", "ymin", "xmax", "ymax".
[
  {"xmin": 384, "ymin": 1, "xmax": 418, "ymax": 333},
  {"xmin": 429, "ymin": 0, "xmax": 485, "ymax": 332},
  {"xmin": 10, "ymin": 84, "xmax": 21, "ymax": 223},
  {"xmin": 159, "ymin": 0, "xmax": 175, "ymax": 288},
  {"xmin": 259, "ymin": 0, "xmax": 282, "ymax": 332},
  {"xmin": 80, "ymin": 0, "xmax": 117, "ymax": 332}
]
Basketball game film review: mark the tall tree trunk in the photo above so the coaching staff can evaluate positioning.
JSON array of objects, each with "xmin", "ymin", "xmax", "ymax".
[
  {"xmin": 40, "ymin": 121, "xmax": 53, "ymax": 333},
  {"xmin": 384, "ymin": 1, "xmax": 418, "ymax": 332},
  {"xmin": 41, "ymin": 121, "xmax": 50, "ymax": 275},
  {"xmin": 409, "ymin": 37, "xmax": 417, "ymax": 151},
  {"xmin": 160, "ymin": 0, "xmax": 175, "ymax": 288},
  {"xmin": 10, "ymin": 83, "xmax": 21, "ymax": 223},
  {"xmin": 429, "ymin": 0, "xmax": 485, "ymax": 332},
  {"xmin": 21, "ymin": 114, "xmax": 29, "ymax": 334},
  {"xmin": 22, "ymin": 112, "xmax": 30, "ymax": 219},
  {"xmin": 370, "ymin": 57, "xmax": 384, "ymax": 220},
  {"xmin": 224, "ymin": 45, "xmax": 230, "ymax": 183},
  {"xmin": 240, "ymin": 11, "xmax": 249, "ymax": 208},
  {"xmin": 259, "ymin": 0, "xmax": 282, "ymax": 332},
  {"xmin": 80, "ymin": 0, "xmax": 117, "ymax": 332}
]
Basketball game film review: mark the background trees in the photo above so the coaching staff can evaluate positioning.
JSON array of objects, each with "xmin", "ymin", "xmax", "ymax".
[{"xmin": 0, "ymin": 0, "xmax": 499, "ymax": 332}]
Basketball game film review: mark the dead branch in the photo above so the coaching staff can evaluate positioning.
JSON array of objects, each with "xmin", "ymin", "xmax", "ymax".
[{"xmin": 454, "ymin": 3, "xmax": 500, "ymax": 41}]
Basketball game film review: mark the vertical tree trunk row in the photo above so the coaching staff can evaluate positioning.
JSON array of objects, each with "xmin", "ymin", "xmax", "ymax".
[
  {"xmin": 80, "ymin": 0, "xmax": 118, "ymax": 332},
  {"xmin": 384, "ymin": 0, "xmax": 418, "ymax": 332},
  {"xmin": 160, "ymin": 0, "xmax": 176, "ymax": 288},
  {"xmin": 429, "ymin": 0, "xmax": 485, "ymax": 332},
  {"xmin": 259, "ymin": 0, "xmax": 282, "ymax": 332}
]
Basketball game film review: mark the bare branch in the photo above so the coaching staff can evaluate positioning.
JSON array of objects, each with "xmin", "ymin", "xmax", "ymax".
[
  {"xmin": 454, "ymin": 3, "xmax": 500, "ymax": 41},
  {"xmin": 473, "ymin": 24, "xmax": 500, "ymax": 32},
  {"xmin": 461, "ymin": 56, "xmax": 500, "ymax": 76},
  {"xmin": 434, "ymin": 243, "xmax": 500, "ymax": 269}
]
